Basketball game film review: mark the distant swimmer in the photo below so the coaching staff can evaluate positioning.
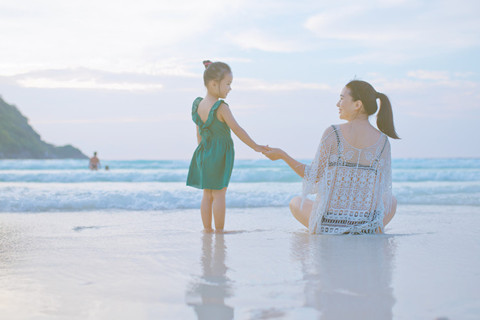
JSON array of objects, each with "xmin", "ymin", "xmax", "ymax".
[{"xmin": 89, "ymin": 152, "xmax": 100, "ymax": 170}]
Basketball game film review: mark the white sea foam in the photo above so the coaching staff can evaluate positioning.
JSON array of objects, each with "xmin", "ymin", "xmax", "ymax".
[
  {"xmin": 0, "ymin": 159, "xmax": 478, "ymax": 212},
  {"xmin": 0, "ymin": 181, "xmax": 479, "ymax": 212},
  {"xmin": 0, "ymin": 166, "xmax": 479, "ymax": 183}
]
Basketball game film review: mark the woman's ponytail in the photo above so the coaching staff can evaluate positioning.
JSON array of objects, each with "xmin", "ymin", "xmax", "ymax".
[
  {"xmin": 376, "ymin": 92, "xmax": 400, "ymax": 139},
  {"xmin": 346, "ymin": 80, "xmax": 400, "ymax": 139}
]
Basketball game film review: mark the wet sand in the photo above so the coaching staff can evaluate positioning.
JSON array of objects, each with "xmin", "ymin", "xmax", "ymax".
[{"xmin": 0, "ymin": 205, "xmax": 478, "ymax": 319}]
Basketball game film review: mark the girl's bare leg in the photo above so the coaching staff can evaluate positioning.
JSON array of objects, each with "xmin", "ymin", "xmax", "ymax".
[
  {"xmin": 211, "ymin": 187, "xmax": 227, "ymax": 231},
  {"xmin": 383, "ymin": 195, "xmax": 397, "ymax": 227},
  {"xmin": 201, "ymin": 189, "xmax": 214, "ymax": 232},
  {"xmin": 289, "ymin": 196, "xmax": 313, "ymax": 228}
]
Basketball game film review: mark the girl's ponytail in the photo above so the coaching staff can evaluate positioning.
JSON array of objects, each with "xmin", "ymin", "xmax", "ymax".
[
  {"xmin": 202, "ymin": 60, "xmax": 231, "ymax": 86},
  {"xmin": 203, "ymin": 60, "xmax": 213, "ymax": 69},
  {"xmin": 376, "ymin": 92, "xmax": 399, "ymax": 139}
]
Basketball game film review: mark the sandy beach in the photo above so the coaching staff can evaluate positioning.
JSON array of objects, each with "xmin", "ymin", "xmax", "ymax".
[
  {"xmin": 0, "ymin": 205, "xmax": 478, "ymax": 320},
  {"xmin": 0, "ymin": 0, "xmax": 478, "ymax": 318}
]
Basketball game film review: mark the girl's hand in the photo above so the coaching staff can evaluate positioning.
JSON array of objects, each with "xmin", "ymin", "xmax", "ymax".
[
  {"xmin": 262, "ymin": 147, "xmax": 284, "ymax": 161},
  {"xmin": 254, "ymin": 144, "xmax": 269, "ymax": 153}
]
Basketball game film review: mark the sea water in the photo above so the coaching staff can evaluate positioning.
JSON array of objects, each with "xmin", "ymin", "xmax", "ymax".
[{"xmin": 0, "ymin": 158, "xmax": 479, "ymax": 212}]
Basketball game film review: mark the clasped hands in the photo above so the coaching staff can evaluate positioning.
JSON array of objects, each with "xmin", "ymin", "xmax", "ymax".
[{"xmin": 254, "ymin": 145, "xmax": 284, "ymax": 161}]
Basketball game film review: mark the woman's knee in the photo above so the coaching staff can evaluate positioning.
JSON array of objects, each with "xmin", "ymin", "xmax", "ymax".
[
  {"xmin": 289, "ymin": 196, "xmax": 302, "ymax": 214},
  {"xmin": 383, "ymin": 195, "xmax": 397, "ymax": 227},
  {"xmin": 290, "ymin": 196, "xmax": 311, "ymax": 228},
  {"xmin": 388, "ymin": 195, "xmax": 397, "ymax": 217}
]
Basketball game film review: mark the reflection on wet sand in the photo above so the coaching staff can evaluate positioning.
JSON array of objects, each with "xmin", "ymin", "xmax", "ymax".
[
  {"xmin": 0, "ymin": 222, "xmax": 24, "ymax": 271},
  {"xmin": 186, "ymin": 233, "xmax": 233, "ymax": 320},
  {"xmin": 291, "ymin": 233, "xmax": 396, "ymax": 320}
]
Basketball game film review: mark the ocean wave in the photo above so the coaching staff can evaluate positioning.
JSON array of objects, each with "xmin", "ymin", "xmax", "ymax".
[
  {"xmin": 0, "ymin": 183, "xmax": 295, "ymax": 212},
  {"xmin": 1, "ymin": 168, "xmax": 479, "ymax": 183},
  {"xmin": 0, "ymin": 159, "xmax": 479, "ymax": 212},
  {"xmin": 1, "ymin": 158, "xmax": 479, "ymax": 171},
  {"xmin": 393, "ymin": 169, "xmax": 480, "ymax": 182},
  {"xmin": 0, "ymin": 181, "xmax": 479, "ymax": 212},
  {"xmin": 0, "ymin": 169, "xmax": 298, "ymax": 183},
  {"xmin": 392, "ymin": 158, "xmax": 480, "ymax": 169},
  {"xmin": 0, "ymin": 159, "xmax": 191, "ymax": 170}
]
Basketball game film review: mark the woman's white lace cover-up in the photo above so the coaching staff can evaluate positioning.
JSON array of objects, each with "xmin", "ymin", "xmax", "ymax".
[{"xmin": 303, "ymin": 125, "xmax": 393, "ymax": 234}]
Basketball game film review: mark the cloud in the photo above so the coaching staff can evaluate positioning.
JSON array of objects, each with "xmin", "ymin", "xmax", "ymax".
[
  {"xmin": 0, "ymin": 0, "xmax": 236, "ymax": 75},
  {"xmin": 407, "ymin": 70, "xmax": 450, "ymax": 81},
  {"xmin": 17, "ymin": 77, "xmax": 164, "ymax": 91},
  {"xmin": 227, "ymin": 30, "xmax": 307, "ymax": 53},
  {"xmin": 360, "ymin": 72, "xmax": 480, "ymax": 119},
  {"xmin": 4, "ymin": 67, "xmax": 334, "ymax": 94},
  {"xmin": 32, "ymin": 114, "xmax": 184, "ymax": 125},
  {"xmin": 454, "ymin": 72, "xmax": 476, "ymax": 78},
  {"xmin": 234, "ymin": 78, "xmax": 332, "ymax": 92},
  {"xmin": 304, "ymin": 6, "xmax": 371, "ymax": 40},
  {"xmin": 332, "ymin": 51, "xmax": 412, "ymax": 64},
  {"xmin": 9, "ymin": 68, "xmax": 169, "ymax": 91},
  {"xmin": 376, "ymin": 0, "xmax": 413, "ymax": 5},
  {"xmin": 303, "ymin": 1, "xmax": 480, "ymax": 58},
  {"xmin": 371, "ymin": 74, "xmax": 479, "ymax": 92}
]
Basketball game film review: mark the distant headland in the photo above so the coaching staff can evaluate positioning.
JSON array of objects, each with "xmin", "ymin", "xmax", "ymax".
[{"xmin": 0, "ymin": 96, "xmax": 87, "ymax": 159}]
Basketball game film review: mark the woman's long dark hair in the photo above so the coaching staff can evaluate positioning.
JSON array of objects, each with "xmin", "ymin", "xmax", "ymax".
[{"xmin": 346, "ymin": 80, "xmax": 400, "ymax": 139}]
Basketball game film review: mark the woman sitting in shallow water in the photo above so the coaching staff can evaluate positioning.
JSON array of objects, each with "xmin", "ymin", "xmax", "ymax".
[{"xmin": 263, "ymin": 80, "xmax": 399, "ymax": 234}]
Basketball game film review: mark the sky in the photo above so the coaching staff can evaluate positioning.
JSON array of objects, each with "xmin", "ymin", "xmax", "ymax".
[{"xmin": 0, "ymin": 0, "xmax": 479, "ymax": 160}]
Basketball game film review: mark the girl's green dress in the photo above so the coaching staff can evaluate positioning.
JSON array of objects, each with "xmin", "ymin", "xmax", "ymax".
[{"xmin": 186, "ymin": 98, "xmax": 234, "ymax": 190}]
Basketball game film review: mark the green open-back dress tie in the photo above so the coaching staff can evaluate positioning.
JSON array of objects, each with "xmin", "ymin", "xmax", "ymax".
[{"xmin": 187, "ymin": 98, "xmax": 234, "ymax": 190}]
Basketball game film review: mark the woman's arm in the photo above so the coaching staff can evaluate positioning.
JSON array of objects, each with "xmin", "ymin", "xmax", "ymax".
[
  {"xmin": 218, "ymin": 103, "xmax": 266, "ymax": 152},
  {"xmin": 263, "ymin": 147, "xmax": 306, "ymax": 178}
]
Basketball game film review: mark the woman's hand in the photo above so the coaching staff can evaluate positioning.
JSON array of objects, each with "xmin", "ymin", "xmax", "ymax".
[
  {"xmin": 262, "ymin": 147, "xmax": 285, "ymax": 161},
  {"xmin": 254, "ymin": 144, "xmax": 269, "ymax": 153},
  {"xmin": 262, "ymin": 146, "xmax": 305, "ymax": 177}
]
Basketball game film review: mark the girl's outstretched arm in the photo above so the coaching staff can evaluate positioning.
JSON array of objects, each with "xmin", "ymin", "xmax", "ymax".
[
  {"xmin": 218, "ymin": 103, "xmax": 266, "ymax": 152},
  {"xmin": 263, "ymin": 148, "xmax": 305, "ymax": 178}
]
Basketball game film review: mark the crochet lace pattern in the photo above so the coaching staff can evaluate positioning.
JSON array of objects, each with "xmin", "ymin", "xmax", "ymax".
[{"xmin": 302, "ymin": 125, "xmax": 393, "ymax": 234}]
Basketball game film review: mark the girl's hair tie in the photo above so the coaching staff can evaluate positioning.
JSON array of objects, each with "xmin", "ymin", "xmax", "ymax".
[{"xmin": 203, "ymin": 60, "xmax": 213, "ymax": 69}]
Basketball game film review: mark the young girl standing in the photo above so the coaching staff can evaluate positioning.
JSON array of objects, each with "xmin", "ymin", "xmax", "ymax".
[{"xmin": 187, "ymin": 60, "xmax": 267, "ymax": 233}]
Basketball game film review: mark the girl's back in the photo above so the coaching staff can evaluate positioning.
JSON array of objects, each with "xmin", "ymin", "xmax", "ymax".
[
  {"xmin": 197, "ymin": 100, "xmax": 221, "ymax": 124},
  {"xmin": 187, "ymin": 97, "xmax": 234, "ymax": 190},
  {"xmin": 193, "ymin": 98, "xmax": 231, "ymax": 139}
]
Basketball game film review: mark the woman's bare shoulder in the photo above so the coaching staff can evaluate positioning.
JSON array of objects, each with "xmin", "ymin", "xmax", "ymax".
[{"xmin": 321, "ymin": 124, "xmax": 339, "ymax": 139}]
